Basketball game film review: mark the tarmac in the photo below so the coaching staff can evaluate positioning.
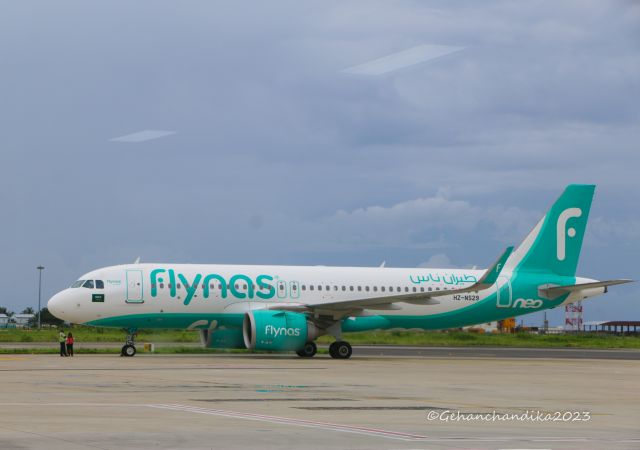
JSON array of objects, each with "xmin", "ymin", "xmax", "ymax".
[
  {"xmin": 0, "ymin": 352, "xmax": 639, "ymax": 450},
  {"xmin": 2, "ymin": 343, "xmax": 640, "ymax": 360}
]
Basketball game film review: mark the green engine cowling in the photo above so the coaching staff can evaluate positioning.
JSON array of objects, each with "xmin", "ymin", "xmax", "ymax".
[
  {"xmin": 200, "ymin": 328, "xmax": 246, "ymax": 349},
  {"xmin": 243, "ymin": 310, "xmax": 322, "ymax": 352}
]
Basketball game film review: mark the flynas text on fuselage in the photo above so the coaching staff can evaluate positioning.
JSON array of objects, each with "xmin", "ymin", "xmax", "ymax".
[{"xmin": 150, "ymin": 269, "xmax": 276, "ymax": 305}]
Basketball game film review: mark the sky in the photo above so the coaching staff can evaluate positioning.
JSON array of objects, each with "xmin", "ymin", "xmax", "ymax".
[{"xmin": 0, "ymin": 1, "xmax": 638, "ymax": 326}]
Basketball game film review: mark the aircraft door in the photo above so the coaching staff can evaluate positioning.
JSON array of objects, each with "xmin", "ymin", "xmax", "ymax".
[
  {"xmin": 496, "ymin": 275, "xmax": 512, "ymax": 308},
  {"xmin": 289, "ymin": 281, "xmax": 300, "ymax": 299},
  {"xmin": 126, "ymin": 270, "xmax": 144, "ymax": 303},
  {"xmin": 277, "ymin": 280, "xmax": 287, "ymax": 299}
]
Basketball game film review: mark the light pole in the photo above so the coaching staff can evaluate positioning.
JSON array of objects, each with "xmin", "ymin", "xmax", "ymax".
[{"xmin": 37, "ymin": 266, "xmax": 44, "ymax": 329}]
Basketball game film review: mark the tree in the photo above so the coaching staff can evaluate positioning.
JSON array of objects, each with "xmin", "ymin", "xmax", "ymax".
[
  {"xmin": 22, "ymin": 307, "xmax": 35, "ymax": 315},
  {"xmin": 33, "ymin": 307, "xmax": 64, "ymax": 327},
  {"xmin": 0, "ymin": 306, "xmax": 13, "ymax": 316}
]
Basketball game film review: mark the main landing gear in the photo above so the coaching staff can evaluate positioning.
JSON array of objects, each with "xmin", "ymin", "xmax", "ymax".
[
  {"xmin": 295, "ymin": 341, "xmax": 353, "ymax": 359},
  {"xmin": 120, "ymin": 331, "xmax": 137, "ymax": 357},
  {"xmin": 296, "ymin": 341, "xmax": 317, "ymax": 358},
  {"xmin": 329, "ymin": 341, "xmax": 352, "ymax": 359}
]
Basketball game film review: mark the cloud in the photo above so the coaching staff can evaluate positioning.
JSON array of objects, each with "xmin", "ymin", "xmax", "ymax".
[
  {"xmin": 0, "ymin": 0, "xmax": 637, "ymax": 325},
  {"xmin": 418, "ymin": 253, "xmax": 457, "ymax": 269}
]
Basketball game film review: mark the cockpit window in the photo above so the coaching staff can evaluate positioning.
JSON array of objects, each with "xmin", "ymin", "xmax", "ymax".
[
  {"xmin": 95, "ymin": 280, "xmax": 104, "ymax": 289},
  {"xmin": 82, "ymin": 280, "xmax": 94, "ymax": 289},
  {"xmin": 70, "ymin": 280, "xmax": 85, "ymax": 288}
]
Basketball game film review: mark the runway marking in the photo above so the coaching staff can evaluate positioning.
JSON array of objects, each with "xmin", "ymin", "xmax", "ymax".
[
  {"xmin": 5, "ymin": 403, "xmax": 640, "ymax": 445},
  {"xmin": 149, "ymin": 403, "xmax": 430, "ymax": 441},
  {"xmin": 0, "ymin": 356, "xmax": 28, "ymax": 361}
]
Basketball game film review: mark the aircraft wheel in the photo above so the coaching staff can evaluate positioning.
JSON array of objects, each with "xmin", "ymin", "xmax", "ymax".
[
  {"xmin": 121, "ymin": 344, "xmax": 136, "ymax": 357},
  {"xmin": 330, "ymin": 341, "xmax": 352, "ymax": 359},
  {"xmin": 296, "ymin": 342, "xmax": 317, "ymax": 358}
]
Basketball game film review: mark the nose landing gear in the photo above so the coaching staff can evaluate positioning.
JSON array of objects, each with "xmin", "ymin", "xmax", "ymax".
[{"xmin": 120, "ymin": 330, "xmax": 137, "ymax": 357}]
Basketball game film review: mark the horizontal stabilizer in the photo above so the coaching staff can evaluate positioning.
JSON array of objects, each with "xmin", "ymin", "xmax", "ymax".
[{"xmin": 540, "ymin": 279, "xmax": 634, "ymax": 299}]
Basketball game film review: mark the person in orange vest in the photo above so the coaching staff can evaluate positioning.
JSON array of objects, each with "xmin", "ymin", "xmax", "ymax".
[{"xmin": 66, "ymin": 332, "xmax": 74, "ymax": 357}]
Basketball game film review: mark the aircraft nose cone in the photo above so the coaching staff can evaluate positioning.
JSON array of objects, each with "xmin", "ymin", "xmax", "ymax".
[{"xmin": 47, "ymin": 292, "xmax": 66, "ymax": 320}]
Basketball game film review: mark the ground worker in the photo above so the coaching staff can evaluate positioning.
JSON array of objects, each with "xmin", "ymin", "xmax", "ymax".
[{"xmin": 59, "ymin": 330, "xmax": 67, "ymax": 357}]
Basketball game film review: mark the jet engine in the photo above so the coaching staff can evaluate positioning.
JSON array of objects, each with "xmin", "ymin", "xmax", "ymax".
[{"xmin": 243, "ymin": 310, "xmax": 322, "ymax": 351}]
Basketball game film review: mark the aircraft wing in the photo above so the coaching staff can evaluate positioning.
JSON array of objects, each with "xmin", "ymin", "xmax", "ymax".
[{"xmin": 269, "ymin": 247, "xmax": 513, "ymax": 318}]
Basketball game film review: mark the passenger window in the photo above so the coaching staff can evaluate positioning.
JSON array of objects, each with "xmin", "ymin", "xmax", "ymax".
[
  {"xmin": 325, "ymin": 285, "xmax": 329, "ymax": 291},
  {"xmin": 302, "ymin": 285, "xmax": 306, "ymax": 291},
  {"xmin": 397, "ymin": 287, "xmax": 401, "ymax": 292},
  {"xmin": 373, "ymin": 286, "xmax": 378, "ymax": 292},
  {"xmin": 349, "ymin": 286, "xmax": 354, "ymax": 291},
  {"xmin": 95, "ymin": 280, "xmax": 104, "ymax": 289},
  {"xmin": 317, "ymin": 285, "xmax": 322, "ymax": 291},
  {"xmin": 357, "ymin": 286, "xmax": 362, "ymax": 291},
  {"xmin": 82, "ymin": 280, "xmax": 94, "ymax": 289},
  {"xmin": 365, "ymin": 286, "xmax": 370, "ymax": 292},
  {"xmin": 404, "ymin": 287, "xmax": 409, "ymax": 292},
  {"xmin": 310, "ymin": 285, "xmax": 314, "ymax": 291},
  {"xmin": 420, "ymin": 287, "xmax": 424, "ymax": 292},
  {"xmin": 177, "ymin": 284, "xmax": 182, "ymax": 289},
  {"xmin": 160, "ymin": 283, "xmax": 164, "ymax": 289},
  {"xmin": 341, "ymin": 286, "xmax": 346, "ymax": 291},
  {"xmin": 333, "ymin": 286, "xmax": 338, "ymax": 291},
  {"xmin": 412, "ymin": 287, "xmax": 417, "ymax": 292},
  {"xmin": 381, "ymin": 286, "xmax": 385, "ymax": 292}
]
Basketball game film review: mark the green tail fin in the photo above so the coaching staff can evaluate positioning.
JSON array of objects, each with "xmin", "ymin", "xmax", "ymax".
[{"xmin": 506, "ymin": 184, "xmax": 595, "ymax": 277}]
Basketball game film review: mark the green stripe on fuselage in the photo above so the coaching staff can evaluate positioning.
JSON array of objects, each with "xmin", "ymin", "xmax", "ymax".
[{"xmin": 85, "ymin": 275, "xmax": 570, "ymax": 333}]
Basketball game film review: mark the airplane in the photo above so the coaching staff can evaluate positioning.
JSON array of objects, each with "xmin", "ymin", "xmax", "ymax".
[{"xmin": 48, "ymin": 184, "xmax": 632, "ymax": 358}]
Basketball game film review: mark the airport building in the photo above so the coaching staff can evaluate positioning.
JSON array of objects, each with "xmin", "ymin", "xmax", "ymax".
[
  {"xmin": 583, "ymin": 320, "xmax": 640, "ymax": 334},
  {"xmin": 11, "ymin": 314, "xmax": 34, "ymax": 328}
]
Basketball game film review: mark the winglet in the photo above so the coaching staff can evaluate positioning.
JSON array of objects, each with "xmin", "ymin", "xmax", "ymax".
[
  {"xmin": 476, "ymin": 246, "xmax": 513, "ymax": 287},
  {"xmin": 428, "ymin": 246, "xmax": 514, "ymax": 297}
]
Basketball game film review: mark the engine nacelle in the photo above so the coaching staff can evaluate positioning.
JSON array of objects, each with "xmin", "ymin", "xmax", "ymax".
[
  {"xmin": 200, "ymin": 328, "xmax": 246, "ymax": 349},
  {"xmin": 243, "ymin": 310, "xmax": 322, "ymax": 352}
]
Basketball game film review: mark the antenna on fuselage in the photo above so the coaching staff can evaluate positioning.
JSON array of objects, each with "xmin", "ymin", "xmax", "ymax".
[
  {"xmin": 379, "ymin": 261, "xmax": 386, "ymax": 268},
  {"xmin": 134, "ymin": 257, "xmax": 141, "ymax": 264}
]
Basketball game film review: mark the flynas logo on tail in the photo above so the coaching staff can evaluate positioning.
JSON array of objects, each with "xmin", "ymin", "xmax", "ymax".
[
  {"xmin": 557, "ymin": 208, "xmax": 582, "ymax": 261},
  {"xmin": 150, "ymin": 269, "xmax": 276, "ymax": 305}
]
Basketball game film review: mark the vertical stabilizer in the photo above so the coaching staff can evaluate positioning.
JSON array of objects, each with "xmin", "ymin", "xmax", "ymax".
[{"xmin": 504, "ymin": 185, "xmax": 595, "ymax": 277}]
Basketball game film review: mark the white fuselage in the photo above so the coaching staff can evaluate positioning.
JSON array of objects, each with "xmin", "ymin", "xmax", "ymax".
[{"xmin": 48, "ymin": 263, "xmax": 488, "ymax": 326}]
